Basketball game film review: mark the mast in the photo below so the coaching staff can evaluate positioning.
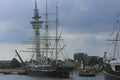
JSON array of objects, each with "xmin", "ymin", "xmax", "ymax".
[
  {"xmin": 113, "ymin": 12, "xmax": 120, "ymax": 59},
  {"xmin": 107, "ymin": 12, "xmax": 120, "ymax": 61},
  {"xmin": 31, "ymin": 0, "xmax": 43, "ymax": 63},
  {"xmin": 45, "ymin": 0, "xmax": 49, "ymax": 65},
  {"xmin": 55, "ymin": 0, "xmax": 58, "ymax": 64}
]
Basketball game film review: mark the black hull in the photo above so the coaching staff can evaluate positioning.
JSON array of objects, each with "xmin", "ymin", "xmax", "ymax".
[
  {"xmin": 103, "ymin": 63, "xmax": 120, "ymax": 80},
  {"xmin": 104, "ymin": 71, "xmax": 120, "ymax": 80},
  {"xmin": 27, "ymin": 69, "xmax": 71, "ymax": 78}
]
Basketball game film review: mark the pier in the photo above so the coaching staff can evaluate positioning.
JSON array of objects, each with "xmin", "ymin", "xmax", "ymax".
[{"xmin": 0, "ymin": 69, "xmax": 27, "ymax": 75}]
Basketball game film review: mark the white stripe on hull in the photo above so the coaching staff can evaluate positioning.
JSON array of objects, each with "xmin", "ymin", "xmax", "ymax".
[{"xmin": 103, "ymin": 70, "xmax": 120, "ymax": 80}]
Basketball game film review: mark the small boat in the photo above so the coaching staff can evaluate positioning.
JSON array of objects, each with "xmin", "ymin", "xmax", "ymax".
[
  {"xmin": 78, "ymin": 60, "xmax": 95, "ymax": 77},
  {"xmin": 79, "ymin": 69, "xmax": 95, "ymax": 77}
]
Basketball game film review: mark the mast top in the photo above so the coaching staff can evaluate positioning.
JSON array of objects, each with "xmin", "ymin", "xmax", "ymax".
[
  {"xmin": 33, "ymin": 0, "xmax": 40, "ymax": 19},
  {"xmin": 35, "ymin": 0, "xmax": 37, "ymax": 9}
]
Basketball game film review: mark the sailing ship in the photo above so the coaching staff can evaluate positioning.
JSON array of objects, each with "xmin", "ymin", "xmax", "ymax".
[
  {"xmin": 16, "ymin": 0, "xmax": 74, "ymax": 78},
  {"xmin": 103, "ymin": 13, "xmax": 120, "ymax": 80}
]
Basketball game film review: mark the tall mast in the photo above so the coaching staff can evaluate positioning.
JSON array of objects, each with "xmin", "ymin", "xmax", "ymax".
[
  {"xmin": 107, "ymin": 12, "xmax": 120, "ymax": 61},
  {"xmin": 113, "ymin": 12, "xmax": 120, "ymax": 59},
  {"xmin": 45, "ymin": 0, "xmax": 49, "ymax": 65},
  {"xmin": 31, "ymin": 0, "xmax": 43, "ymax": 63},
  {"xmin": 55, "ymin": 0, "xmax": 58, "ymax": 64}
]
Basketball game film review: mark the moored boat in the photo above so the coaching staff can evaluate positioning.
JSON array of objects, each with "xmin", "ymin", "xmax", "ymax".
[
  {"xmin": 16, "ymin": 0, "xmax": 74, "ymax": 78},
  {"xmin": 103, "ymin": 63, "xmax": 120, "ymax": 80},
  {"xmin": 79, "ymin": 69, "xmax": 95, "ymax": 77},
  {"xmin": 103, "ymin": 13, "xmax": 120, "ymax": 80}
]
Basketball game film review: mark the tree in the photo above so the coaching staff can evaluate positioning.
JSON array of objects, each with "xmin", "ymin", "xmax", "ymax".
[
  {"xmin": 87, "ymin": 57, "xmax": 99, "ymax": 66},
  {"xmin": 10, "ymin": 58, "xmax": 22, "ymax": 68}
]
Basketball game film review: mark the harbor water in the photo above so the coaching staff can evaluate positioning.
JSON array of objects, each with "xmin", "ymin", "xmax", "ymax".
[{"xmin": 0, "ymin": 73, "xmax": 104, "ymax": 80}]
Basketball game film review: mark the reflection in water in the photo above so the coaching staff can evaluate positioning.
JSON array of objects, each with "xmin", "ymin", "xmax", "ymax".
[{"xmin": 0, "ymin": 73, "xmax": 104, "ymax": 80}]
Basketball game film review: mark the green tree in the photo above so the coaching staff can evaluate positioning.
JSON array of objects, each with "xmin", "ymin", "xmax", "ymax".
[
  {"xmin": 87, "ymin": 57, "xmax": 99, "ymax": 66},
  {"xmin": 10, "ymin": 58, "xmax": 21, "ymax": 68}
]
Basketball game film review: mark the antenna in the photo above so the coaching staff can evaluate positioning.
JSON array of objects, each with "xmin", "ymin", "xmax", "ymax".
[
  {"xmin": 33, "ymin": 0, "xmax": 40, "ymax": 19},
  {"xmin": 35, "ymin": 0, "xmax": 37, "ymax": 9}
]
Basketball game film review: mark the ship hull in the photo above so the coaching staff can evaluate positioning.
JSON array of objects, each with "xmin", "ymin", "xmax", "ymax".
[
  {"xmin": 27, "ymin": 69, "xmax": 71, "ymax": 78},
  {"xmin": 103, "ymin": 63, "xmax": 120, "ymax": 80},
  {"xmin": 104, "ymin": 72, "xmax": 120, "ymax": 80}
]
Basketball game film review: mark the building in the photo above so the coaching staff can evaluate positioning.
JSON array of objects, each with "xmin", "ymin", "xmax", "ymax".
[
  {"xmin": 74, "ymin": 53, "xmax": 103, "ymax": 66},
  {"xmin": 74, "ymin": 53, "xmax": 87, "ymax": 62}
]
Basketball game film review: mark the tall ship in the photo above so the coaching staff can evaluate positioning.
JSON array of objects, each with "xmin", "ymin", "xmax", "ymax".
[
  {"xmin": 16, "ymin": 0, "xmax": 74, "ymax": 78},
  {"xmin": 103, "ymin": 13, "xmax": 120, "ymax": 80}
]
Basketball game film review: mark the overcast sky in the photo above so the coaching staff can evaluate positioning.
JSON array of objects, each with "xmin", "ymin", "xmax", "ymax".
[{"xmin": 0, "ymin": 0, "xmax": 120, "ymax": 60}]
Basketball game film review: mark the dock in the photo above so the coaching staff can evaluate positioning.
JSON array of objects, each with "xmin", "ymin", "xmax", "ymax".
[{"xmin": 0, "ymin": 69, "xmax": 27, "ymax": 75}]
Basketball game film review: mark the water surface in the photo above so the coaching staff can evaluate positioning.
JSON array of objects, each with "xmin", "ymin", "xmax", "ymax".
[{"xmin": 0, "ymin": 73, "xmax": 104, "ymax": 80}]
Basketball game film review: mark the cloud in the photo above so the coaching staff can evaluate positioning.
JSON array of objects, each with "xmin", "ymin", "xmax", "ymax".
[
  {"xmin": 0, "ymin": 43, "xmax": 34, "ymax": 61},
  {"xmin": 59, "ymin": 0, "xmax": 120, "ymax": 33},
  {"xmin": 0, "ymin": 43, "xmax": 19, "ymax": 60},
  {"xmin": 0, "ymin": 0, "xmax": 119, "ymax": 60},
  {"xmin": 0, "ymin": 21, "xmax": 12, "ymax": 32},
  {"xmin": 62, "ymin": 30, "xmax": 108, "ymax": 58}
]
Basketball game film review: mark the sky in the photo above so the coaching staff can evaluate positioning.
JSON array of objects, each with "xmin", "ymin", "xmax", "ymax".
[{"xmin": 0, "ymin": 0, "xmax": 120, "ymax": 61}]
